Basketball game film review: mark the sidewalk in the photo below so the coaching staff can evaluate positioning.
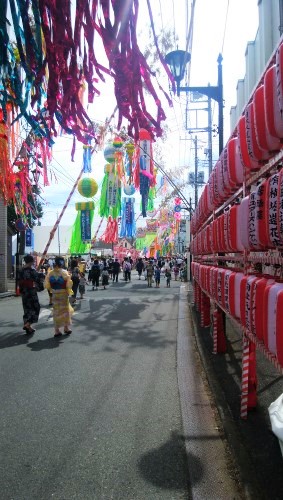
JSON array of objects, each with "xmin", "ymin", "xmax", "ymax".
[
  {"xmin": 178, "ymin": 283, "xmax": 244, "ymax": 499},
  {"xmin": 0, "ymin": 279, "xmax": 16, "ymax": 298}
]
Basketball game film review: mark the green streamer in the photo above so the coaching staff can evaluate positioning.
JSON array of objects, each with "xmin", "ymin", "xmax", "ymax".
[
  {"xmin": 135, "ymin": 233, "xmax": 156, "ymax": 250},
  {"xmin": 99, "ymin": 173, "xmax": 109, "ymax": 217}
]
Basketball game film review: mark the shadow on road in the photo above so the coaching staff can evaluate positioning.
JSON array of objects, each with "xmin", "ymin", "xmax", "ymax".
[
  {"xmin": 26, "ymin": 336, "xmax": 65, "ymax": 351},
  {"xmin": 138, "ymin": 431, "xmax": 201, "ymax": 492},
  {"xmin": 72, "ymin": 296, "xmax": 178, "ymax": 350},
  {"xmin": 0, "ymin": 328, "xmax": 31, "ymax": 349}
]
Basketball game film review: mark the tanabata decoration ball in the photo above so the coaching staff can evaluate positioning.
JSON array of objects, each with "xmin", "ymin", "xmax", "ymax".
[
  {"xmin": 104, "ymin": 144, "xmax": 116, "ymax": 163},
  {"xmin": 124, "ymin": 184, "xmax": 135, "ymax": 196},
  {"xmin": 78, "ymin": 178, "xmax": 98, "ymax": 197},
  {"xmin": 113, "ymin": 136, "xmax": 123, "ymax": 149}
]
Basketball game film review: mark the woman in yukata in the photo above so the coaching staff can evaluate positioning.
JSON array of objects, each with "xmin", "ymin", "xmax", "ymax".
[
  {"xmin": 45, "ymin": 256, "xmax": 74, "ymax": 338},
  {"xmin": 19, "ymin": 255, "xmax": 44, "ymax": 334}
]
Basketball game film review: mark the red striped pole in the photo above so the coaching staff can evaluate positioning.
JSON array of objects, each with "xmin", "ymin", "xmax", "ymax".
[
  {"xmin": 212, "ymin": 307, "xmax": 218, "ymax": 354},
  {"xmin": 200, "ymin": 290, "xmax": 205, "ymax": 327},
  {"xmin": 92, "ymin": 217, "xmax": 104, "ymax": 243},
  {"xmin": 241, "ymin": 335, "xmax": 250, "ymax": 419},
  {"xmin": 37, "ymin": 166, "xmax": 85, "ymax": 270}
]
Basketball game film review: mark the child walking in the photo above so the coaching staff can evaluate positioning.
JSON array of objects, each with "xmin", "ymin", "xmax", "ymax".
[
  {"xmin": 165, "ymin": 269, "xmax": 172, "ymax": 288},
  {"xmin": 154, "ymin": 267, "xmax": 161, "ymax": 288},
  {"xmin": 79, "ymin": 272, "xmax": 87, "ymax": 299},
  {"xmin": 101, "ymin": 267, "xmax": 109, "ymax": 289},
  {"xmin": 173, "ymin": 265, "xmax": 179, "ymax": 281}
]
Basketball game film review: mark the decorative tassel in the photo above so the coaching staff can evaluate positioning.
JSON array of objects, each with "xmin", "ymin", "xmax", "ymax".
[
  {"xmin": 0, "ymin": 1, "xmax": 170, "ymax": 145},
  {"xmin": 101, "ymin": 216, "xmax": 118, "ymax": 244},
  {"xmin": 0, "ymin": 117, "xmax": 16, "ymax": 203},
  {"xmin": 69, "ymin": 207, "xmax": 94, "ymax": 254},
  {"xmin": 99, "ymin": 172, "xmax": 110, "ymax": 218}
]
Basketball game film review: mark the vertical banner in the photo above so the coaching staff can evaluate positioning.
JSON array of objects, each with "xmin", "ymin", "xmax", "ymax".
[
  {"xmin": 107, "ymin": 173, "xmax": 119, "ymax": 207},
  {"xmin": 81, "ymin": 210, "xmax": 91, "ymax": 241},
  {"xmin": 25, "ymin": 228, "xmax": 32, "ymax": 247}
]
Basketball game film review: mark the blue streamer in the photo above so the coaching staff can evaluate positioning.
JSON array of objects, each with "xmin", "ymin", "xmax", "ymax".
[
  {"xmin": 119, "ymin": 198, "xmax": 136, "ymax": 238},
  {"xmin": 83, "ymin": 140, "xmax": 92, "ymax": 173}
]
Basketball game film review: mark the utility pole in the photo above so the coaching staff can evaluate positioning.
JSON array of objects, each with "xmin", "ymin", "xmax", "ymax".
[
  {"xmin": 194, "ymin": 136, "xmax": 198, "ymax": 209},
  {"xmin": 208, "ymin": 95, "xmax": 213, "ymax": 175}
]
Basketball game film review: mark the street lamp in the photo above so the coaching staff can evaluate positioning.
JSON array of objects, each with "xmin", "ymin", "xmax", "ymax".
[{"xmin": 165, "ymin": 50, "xmax": 224, "ymax": 156}]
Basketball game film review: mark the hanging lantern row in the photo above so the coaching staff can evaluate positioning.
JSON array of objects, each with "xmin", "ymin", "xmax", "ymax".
[
  {"xmin": 191, "ymin": 171, "xmax": 283, "ymax": 255},
  {"xmin": 192, "ymin": 262, "xmax": 283, "ymax": 369},
  {"xmin": 192, "ymin": 40, "xmax": 283, "ymax": 235}
]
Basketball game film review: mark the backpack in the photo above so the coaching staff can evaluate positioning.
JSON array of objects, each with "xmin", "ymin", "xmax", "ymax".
[
  {"xmin": 91, "ymin": 264, "xmax": 100, "ymax": 277},
  {"xmin": 71, "ymin": 267, "xmax": 80, "ymax": 283}
]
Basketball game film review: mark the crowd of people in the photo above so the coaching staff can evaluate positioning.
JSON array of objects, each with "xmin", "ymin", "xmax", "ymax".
[{"xmin": 18, "ymin": 254, "xmax": 187, "ymax": 338}]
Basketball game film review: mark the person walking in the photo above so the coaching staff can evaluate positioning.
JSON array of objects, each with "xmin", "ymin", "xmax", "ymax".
[
  {"xmin": 78, "ymin": 272, "xmax": 87, "ymax": 299},
  {"xmin": 154, "ymin": 266, "xmax": 161, "ymax": 288},
  {"xmin": 136, "ymin": 258, "xmax": 144, "ymax": 279},
  {"xmin": 19, "ymin": 255, "xmax": 44, "ymax": 334},
  {"xmin": 108, "ymin": 258, "xmax": 114, "ymax": 280},
  {"xmin": 173, "ymin": 264, "xmax": 179, "ymax": 281},
  {"xmin": 101, "ymin": 266, "xmax": 109, "ymax": 290},
  {"xmin": 165, "ymin": 269, "xmax": 172, "ymax": 287},
  {"xmin": 69, "ymin": 258, "xmax": 80, "ymax": 304},
  {"xmin": 89, "ymin": 259, "xmax": 100, "ymax": 290},
  {"xmin": 45, "ymin": 256, "xmax": 74, "ymax": 338},
  {"xmin": 112, "ymin": 258, "xmax": 120, "ymax": 282},
  {"xmin": 146, "ymin": 260, "xmax": 154, "ymax": 288},
  {"xmin": 123, "ymin": 258, "xmax": 131, "ymax": 282}
]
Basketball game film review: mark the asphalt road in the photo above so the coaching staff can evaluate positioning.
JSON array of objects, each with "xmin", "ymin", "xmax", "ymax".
[{"xmin": 0, "ymin": 273, "xmax": 191, "ymax": 500}]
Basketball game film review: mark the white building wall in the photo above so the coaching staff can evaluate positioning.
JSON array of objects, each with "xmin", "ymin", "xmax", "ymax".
[{"xmin": 230, "ymin": 0, "xmax": 283, "ymax": 132}]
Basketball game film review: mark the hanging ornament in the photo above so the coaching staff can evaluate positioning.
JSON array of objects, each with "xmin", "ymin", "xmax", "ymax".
[
  {"xmin": 124, "ymin": 184, "xmax": 135, "ymax": 196},
  {"xmin": 99, "ymin": 171, "xmax": 121, "ymax": 219},
  {"xmin": 104, "ymin": 163, "xmax": 113, "ymax": 174},
  {"xmin": 75, "ymin": 201, "xmax": 95, "ymax": 211},
  {"xmin": 78, "ymin": 177, "xmax": 98, "ymax": 197},
  {"xmin": 113, "ymin": 136, "xmax": 123, "ymax": 149},
  {"xmin": 70, "ymin": 197, "xmax": 95, "ymax": 254},
  {"xmin": 132, "ymin": 128, "xmax": 156, "ymax": 217},
  {"xmin": 104, "ymin": 144, "xmax": 116, "ymax": 164}
]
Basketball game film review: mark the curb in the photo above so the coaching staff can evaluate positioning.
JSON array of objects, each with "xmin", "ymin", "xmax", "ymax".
[
  {"xmin": 187, "ymin": 287, "xmax": 263, "ymax": 500},
  {"xmin": 177, "ymin": 283, "xmax": 245, "ymax": 499},
  {"xmin": 0, "ymin": 292, "xmax": 16, "ymax": 299}
]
